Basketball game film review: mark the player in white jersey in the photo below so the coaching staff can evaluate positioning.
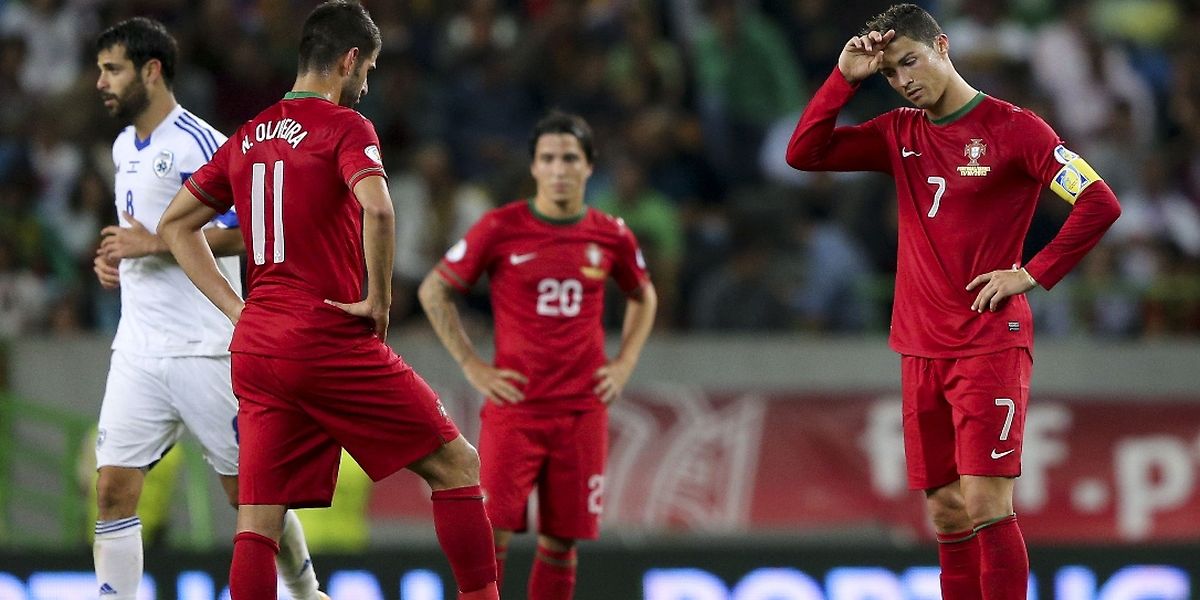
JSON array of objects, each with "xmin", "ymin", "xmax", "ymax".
[{"xmin": 92, "ymin": 18, "xmax": 327, "ymax": 600}]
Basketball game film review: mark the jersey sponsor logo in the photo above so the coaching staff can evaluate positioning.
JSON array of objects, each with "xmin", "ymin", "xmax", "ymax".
[
  {"xmin": 582, "ymin": 243, "xmax": 606, "ymax": 279},
  {"xmin": 1008, "ymin": 321, "xmax": 1021, "ymax": 332},
  {"xmin": 509, "ymin": 252, "xmax": 537, "ymax": 265},
  {"xmin": 152, "ymin": 150, "xmax": 174, "ymax": 178},
  {"xmin": 364, "ymin": 144, "xmax": 382, "ymax": 164},
  {"xmin": 957, "ymin": 138, "xmax": 991, "ymax": 176},
  {"xmin": 991, "ymin": 448, "xmax": 1016, "ymax": 460},
  {"xmin": 445, "ymin": 239, "xmax": 467, "ymax": 262},
  {"xmin": 99, "ymin": 582, "xmax": 118, "ymax": 595},
  {"xmin": 901, "ymin": 147, "xmax": 921, "ymax": 158}
]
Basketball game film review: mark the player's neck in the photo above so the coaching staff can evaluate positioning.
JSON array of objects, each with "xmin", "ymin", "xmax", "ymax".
[
  {"xmin": 925, "ymin": 74, "xmax": 978, "ymax": 122},
  {"xmin": 290, "ymin": 74, "xmax": 340, "ymax": 105},
  {"xmin": 531, "ymin": 195, "xmax": 586, "ymax": 222},
  {"xmin": 132, "ymin": 92, "xmax": 178, "ymax": 140}
]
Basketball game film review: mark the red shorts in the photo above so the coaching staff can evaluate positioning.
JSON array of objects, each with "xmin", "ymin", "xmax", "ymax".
[
  {"xmin": 478, "ymin": 403, "xmax": 607, "ymax": 540},
  {"xmin": 901, "ymin": 347, "xmax": 1032, "ymax": 491},
  {"xmin": 232, "ymin": 341, "xmax": 459, "ymax": 508}
]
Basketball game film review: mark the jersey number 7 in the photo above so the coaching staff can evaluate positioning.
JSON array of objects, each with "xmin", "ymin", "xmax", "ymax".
[{"xmin": 251, "ymin": 161, "xmax": 286, "ymax": 265}]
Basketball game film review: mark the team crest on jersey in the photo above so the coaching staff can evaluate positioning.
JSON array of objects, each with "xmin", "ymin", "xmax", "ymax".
[
  {"xmin": 958, "ymin": 139, "xmax": 991, "ymax": 176},
  {"xmin": 152, "ymin": 150, "xmax": 174, "ymax": 178},
  {"xmin": 581, "ymin": 243, "xmax": 606, "ymax": 279}
]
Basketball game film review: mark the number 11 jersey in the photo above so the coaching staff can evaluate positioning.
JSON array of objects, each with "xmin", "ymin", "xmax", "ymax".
[
  {"xmin": 436, "ymin": 201, "xmax": 650, "ymax": 411},
  {"xmin": 186, "ymin": 92, "xmax": 386, "ymax": 359}
]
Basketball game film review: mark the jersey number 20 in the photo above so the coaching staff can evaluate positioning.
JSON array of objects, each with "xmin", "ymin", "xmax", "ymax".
[
  {"xmin": 536, "ymin": 278, "xmax": 582, "ymax": 317},
  {"xmin": 251, "ymin": 161, "xmax": 285, "ymax": 265}
]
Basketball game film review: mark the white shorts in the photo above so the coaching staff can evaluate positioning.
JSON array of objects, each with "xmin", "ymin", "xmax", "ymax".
[{"xmin": 96, "ymin": 350, "xmax": 239, "ymax": 475}]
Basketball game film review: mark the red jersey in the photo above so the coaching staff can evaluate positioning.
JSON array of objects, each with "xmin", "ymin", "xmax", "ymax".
[
  {"xmin": 436, "ymin": 201, "xmax": 650, "ymax": 411},
  {"xmin": 787, "ymin": 69, "xmax": 1119, "ymax": 358},
  {"xmin": 186, "ymin": 92, "xmax": 387, "ymax": 358}
]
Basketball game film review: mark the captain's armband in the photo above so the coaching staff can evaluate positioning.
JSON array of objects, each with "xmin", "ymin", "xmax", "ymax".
[{"xmin": 1048, "ymin": 145, "xmax": 1102, "ymax": 205}]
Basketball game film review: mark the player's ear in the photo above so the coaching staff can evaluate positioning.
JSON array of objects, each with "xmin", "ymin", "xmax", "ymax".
[
  {"xmin": 141, "ymin": 58, "xmax": 162, "ymax": 85},
  {"xmin": 935, "ymin": 34, "xmax": 949, "ymax": 57},
  {"xmin": 340, "ymin": 47, "xmax": 360, "ymax": 76}
]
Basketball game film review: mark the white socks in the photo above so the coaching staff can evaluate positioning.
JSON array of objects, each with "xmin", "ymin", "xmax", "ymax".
[
  {"xmin": 94, "ymin": 517, "xmax": 143, "ymax": 599},
  {"xmin": 278, "ymin": 510, "xmax": 321, "ymax": 599}
]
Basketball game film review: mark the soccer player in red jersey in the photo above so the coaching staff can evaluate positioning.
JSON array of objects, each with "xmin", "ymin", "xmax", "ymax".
[
  {"xmin": 157, "ymin": 2, "xmax": 499, "ymax": 599},
  {"xmin": 785, "ymin": 5, "xmax": 1120, "ymax": 599},
  {"xmin": 418, "ymin": 112, "xmax": 657, "ymax": 600}
]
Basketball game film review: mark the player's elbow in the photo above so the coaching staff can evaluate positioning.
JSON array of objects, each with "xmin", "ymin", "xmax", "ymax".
[
  {"xmin": 785, "ymin": 144, "xmax": 819, "ymax": 171},
  {"xmin": 417, "ymin": 273, "xmax": 449, "ymax": 308}
]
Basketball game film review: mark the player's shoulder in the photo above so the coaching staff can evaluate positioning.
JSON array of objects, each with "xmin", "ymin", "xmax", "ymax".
[
  {"xmin": 585, "ymin": 206, "xmax": 634, "ymax": 239},
  {"xmin": 484, "ymin": 199, "xmax": 532, "ymax": 227},
  {"xmin": 166, "ymin": 106, "xmax": 225, "ymax": 160},
  {"xmin": 111, "ymin": 125, "xmax": 136, "ymax": 155},
  {"xmin": 983, "ymin": 95, "xmax": 1052, "ymax": 130}
]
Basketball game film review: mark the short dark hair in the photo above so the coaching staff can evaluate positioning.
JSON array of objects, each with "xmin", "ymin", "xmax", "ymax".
[
  {"xmin": 863, "ymin": 4, "xmax": 943, "ymax": 47},
  {"xmin": 298, "ymin": 1, "xmax": 381, "ymax": 73},
  {"xmin": 95, "ymin": 17, "xmax": 177, "ymax": 87},
  {"xmin": 528, "ymin": 111, "xmax": 595, "ymax": 163}
]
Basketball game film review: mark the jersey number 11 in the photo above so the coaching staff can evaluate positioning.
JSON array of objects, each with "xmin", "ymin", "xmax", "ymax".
[{"xmin": 251, "ymin": 161, "xmax": 286, "ymax": 265}]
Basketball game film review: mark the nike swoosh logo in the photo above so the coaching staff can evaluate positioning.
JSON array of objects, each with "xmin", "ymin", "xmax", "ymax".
[
  {"xmin": 901, "ymin": 147, "xmax": 921, "ymax": 157},
  {"xmin": 509, "ymin": 252, "xmax": 537, "ymax": 265},
  {"xmin": 991, "ymin": 448, "xmax": 1015, "ymax": 459}
]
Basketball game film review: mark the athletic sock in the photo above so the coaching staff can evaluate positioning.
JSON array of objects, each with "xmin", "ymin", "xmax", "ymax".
[
  {"xmin": 494, "ymin": 543, "xmax": 508, "ymax": 589},
  {"xmin": 431, "ymin": 485, "xmax": 498, "ymax": 594},
  {"xmin": 976, "ymin": 514, "xmax": 1029, "ymax": 600},
  {"xmin": 94, "ymin": 517, "xmax": 143, "ymax": 600},
  {"xmin": 936, "ymin": 529, "xmax": 982, "ymax": 600},
  {"xmin": 528, "ymin": 545, "xmax": 578, "ymax": 600},
  {"xmin": 278, "ymin": 510, "xmax": 320, "ymax": 599},
  {"xmin": 231, "ymin": 531, "xmax": 280, "ymax": 600}
]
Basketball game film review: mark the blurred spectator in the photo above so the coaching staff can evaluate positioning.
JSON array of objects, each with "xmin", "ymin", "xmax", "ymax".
[
  {"xmin": 0, "ymin": 0, "xmax": 94, "ymax": 96},
  {"xmin": 690, "ymin": 222, "xmax": 789, "ymax": 331},
  {"xmin": 607, "ymin": 4, "xmax": 686, "ymax": 110},
  {"xmin": 692, "ymin": 0, "xmax": 805, "ymax": 184},
  {"xmin": 390, "ymin": 142, "xmax": 492, "ymax": 321},
  {"xmin": 592, "ymin": 154, "xmax": 684, "ymax": 325},
  {"xmin": 0, "ymin": 238, "xmax": 49, "ymax": 337}
]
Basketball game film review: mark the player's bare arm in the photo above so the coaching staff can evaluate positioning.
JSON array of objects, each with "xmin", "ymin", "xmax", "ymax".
[
  {"xmin": 594, "ymin": 282, "xmax": 657, "ymax": 404},
  {"xmin": 418, "ymin": 271, "xmax": 528, "ymax": 404},
  {"xmin": 158, "ymin": 186, "xmax": 244, "ymax": 324},
  {"xmin": 839, "ymin": 29, "xmax": 896, "ymax": 84},
  {"xmin": 325, "ymin": 175, "xmax": 393, "ymax": 340},
  {"xmin": 100, "ymin": 211, "xmax": 244, "ymax": 260},
  {"xmin": 966, "ymin": 266, "xmax": 1039, "ymax": 313}
]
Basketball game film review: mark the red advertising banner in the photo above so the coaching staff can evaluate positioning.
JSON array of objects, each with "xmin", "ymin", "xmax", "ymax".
[{"xmin": 368, "ymin": 387, "xmax": 1200, "ymax": 543}]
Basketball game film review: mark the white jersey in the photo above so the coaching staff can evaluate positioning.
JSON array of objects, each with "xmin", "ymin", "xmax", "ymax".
[{"xmin": 111, "ymin": 104, "xmax": 240, "ymax": 357}]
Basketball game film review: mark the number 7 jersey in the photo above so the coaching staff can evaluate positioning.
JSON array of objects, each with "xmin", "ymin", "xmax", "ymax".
[
  {"xmin": 787, "ymin": 69, "xmax": 1111, "ymax": 358},
  {"xmin": 436, "ymin": 201, "xmax": 650, "ymax": 410},
  {"xmin": 185, "ymin": 93, "xmax": 387, "ymax": 358}
]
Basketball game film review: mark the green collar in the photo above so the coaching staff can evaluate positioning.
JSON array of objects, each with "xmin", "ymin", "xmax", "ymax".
[
  {"xmin": 283, "ymin": 91, "xmax": 326, "ymax": 100},
  {"xmin": 528, "ymin": 199, "xmax": 587, "ymax": 225},
  {"xmin": 930, "ymin": 92, "xmax": 986, "ymax": 126}
]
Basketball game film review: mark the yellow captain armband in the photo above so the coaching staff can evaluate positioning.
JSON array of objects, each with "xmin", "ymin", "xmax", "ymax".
[{"xmin": 1048, "ymin": 144, "xmax": 1102, "ymax": 205}]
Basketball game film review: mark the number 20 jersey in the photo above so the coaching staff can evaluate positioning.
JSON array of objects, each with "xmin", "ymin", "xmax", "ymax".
[
  {"xmin": 436, "ymin": 201, "xmax": 650, "ymax": 411},
  {"xmin": 186, "ymin": 95, "xmax": 386, "ymax": 359}
]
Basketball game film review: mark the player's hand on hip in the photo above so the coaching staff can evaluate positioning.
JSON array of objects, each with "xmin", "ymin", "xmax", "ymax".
[
  {"xmin": 838, "ymin": 29, "xmax": 895, "ymax": 84},
  {"xmin": 100, "ymin": 211, "xmax": 163, "ymax": 260},
  {"xmin": 594, "ymin": 359, "xmax": 634, "ymax": 405},
  {"xmin": 967, "ymin": 265, "xmax": 1038, "ymax": 312},
  {"xmin": 93, "ymin": 250, "xmax": 120, "ymax": 289},
  {"xmin": 463, "ymin": 357, "xmax": 527, "ymax": 405},
  {"xmin": 324, "ymin": 298, "xmax": 390, "ymax": 340}
]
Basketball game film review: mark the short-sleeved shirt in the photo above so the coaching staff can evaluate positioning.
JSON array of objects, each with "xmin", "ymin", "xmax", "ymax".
[
  {"xmin": 111, "ymin": 104, "xmax": 239, "ymax": 357},
  {"xmin": 436, "ymin": 201, "xmax": 650, "ymax": 411},
  {"xmin": 186, "ymin": 92, "xmax": 387, "ymax": 359}
]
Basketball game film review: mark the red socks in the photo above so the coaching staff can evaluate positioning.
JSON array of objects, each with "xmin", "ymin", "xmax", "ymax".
[
  {"xmin": 976, "ymin": 514, "xmax": 1029, "ymax": 600},
  {"xmin": 936, "ymin": 529, "xmax": 982, "ymax": 600},
  {"xmin": 431, "ymin": 485, "xmax": 499, "ymax": 596},
  {"xmin": 230, "ymin": 531, "xmax": 279, "ymax": 600},
  {"xmin": 528, "ymin": 545, "xmax": 577, "ymax": 600}
]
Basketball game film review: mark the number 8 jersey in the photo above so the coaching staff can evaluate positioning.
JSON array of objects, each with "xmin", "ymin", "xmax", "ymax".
[
  {"xmin": 185, "ymin": 92, "xmax": 386, "ymax": 359},
  {"xmin": 436, "ymin": 200, "xmax": 650, "ymax": 411}
]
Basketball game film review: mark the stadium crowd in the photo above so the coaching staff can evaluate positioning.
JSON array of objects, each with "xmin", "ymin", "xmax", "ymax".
[{"xmin": 0, "ymin": 0, "xmax": 1198, "ymax": 338}]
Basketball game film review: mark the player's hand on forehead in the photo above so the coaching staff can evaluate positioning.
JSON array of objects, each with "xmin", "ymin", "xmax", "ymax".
[
  {"xmin": 847, "ymin": 29, "xmax": 896, "ymax": 54},
  {"xmin": 839, "ymin": 28, "xmax": 895, "ymax": 83}
]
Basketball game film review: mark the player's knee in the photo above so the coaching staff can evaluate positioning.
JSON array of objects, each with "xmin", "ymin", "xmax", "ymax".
[
  {"xmin": 95, "ymin": 476, "xmax": 139, "ymax": 517},
  {"xmin": 924, "ymin": 490, "xmax": 970, "ymax": 532},
  {"xmin": 443, "ymin": 438, "xmax": 481, "ymax": 484}
]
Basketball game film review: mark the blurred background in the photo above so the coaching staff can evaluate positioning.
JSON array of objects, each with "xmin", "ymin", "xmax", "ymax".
[{"xmin": 1, "ymin": 0, "xmax": 1199, "ymax": 598}]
